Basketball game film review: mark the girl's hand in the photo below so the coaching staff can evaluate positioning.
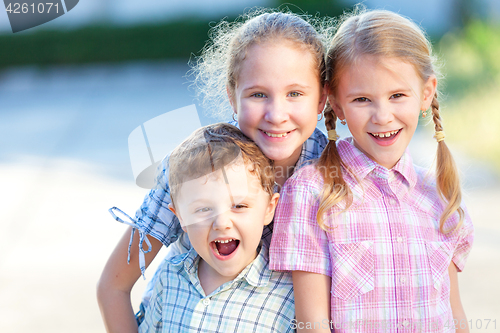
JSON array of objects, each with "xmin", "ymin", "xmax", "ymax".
[
  {"xmin": 292, "ymin": 271, "xmax": 332, "ymax": 332},
  {"xmin": 97, "ymin": 226, "xmax": 163, "ymax": 333},
  {"xmin": 449, "ymin": 262, "xmax": 469, "ymax": 333}
]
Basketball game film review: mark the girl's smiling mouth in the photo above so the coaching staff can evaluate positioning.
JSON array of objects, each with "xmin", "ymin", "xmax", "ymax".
[
  {"xmin": 260, "ymin": 129, "xmax": 295, "ymax": 138},
  {"xmin": 369, "ymin": 129, "xmax": 401, "ymax": 138},
  {"xmin": 368, "ymin": 129, "xmax": 402, "ymax": 146}
]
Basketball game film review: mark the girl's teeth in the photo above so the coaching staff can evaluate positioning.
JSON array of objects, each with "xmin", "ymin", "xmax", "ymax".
[
  {"xmin": 264, "ymin": 131, "xmax": 287, "ymax": 138},
  {"xmin": 373, "ymin": 130, "xmax": 399, "ymax": 137}
]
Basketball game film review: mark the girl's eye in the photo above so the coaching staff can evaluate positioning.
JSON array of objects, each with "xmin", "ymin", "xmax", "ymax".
[
  {"xmin": 288, "ymin": 91, "xmax": 301, "ymax": 97},
  {"xmin": 251, "ymin": 92, "xmax": 266, "ymax": 98},
  {"xmin": 233, "ymin": 204, "xmax": 248, "ymax": 210},
  {"xmin": 390, "ymin": 93, "xmax": 404, "ymax": 99},
  {"xmin": 354, "ymin": 97, "xmax": 369, "ymax": 103}
]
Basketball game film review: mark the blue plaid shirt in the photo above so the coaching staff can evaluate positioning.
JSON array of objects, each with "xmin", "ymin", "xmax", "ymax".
[
  {"xmin": 138, "ymin": 243, "xmax": 295, "ymax": 333},
  {"xmin": 127, "ymin": 125, "xmax": 328, "ymax": 277}
]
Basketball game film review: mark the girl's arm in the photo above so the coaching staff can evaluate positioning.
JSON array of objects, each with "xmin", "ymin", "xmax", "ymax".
[
  {"xmin": 292, "ymin": 271, "xmax": 332, "ymax": 333},
  {"xmin": 448, "ymin": 262, "xmax": 469, "ymax": 333},
  {"xmin": 97, "ymin": 226, "xmax": 163, "ymax": 333}
]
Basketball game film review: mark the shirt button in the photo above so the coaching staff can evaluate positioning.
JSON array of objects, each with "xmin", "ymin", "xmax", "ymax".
[
  {"xmin": 396, "ymin": 237, "xmax": 403, "ymax": 243},
  {"xmin": 400, "ymin": 276, "xmax": 407, "ymax": 284},
  {"xmin": 202, "ymin": 298, "xmax": 210, "ymax": 306},
  {"xmin": 402, "ymin": 320, "xmax": 409, "ymax": 327}
]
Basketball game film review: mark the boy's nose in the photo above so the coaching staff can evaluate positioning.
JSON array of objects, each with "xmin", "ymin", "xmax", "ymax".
[
  {"xmin": 264, "ymin": 98, "xmax": 289, "ymax": 124},
  {"xmin": 212, "ymin": 211, "xmax": 233, "ymax": 230}
]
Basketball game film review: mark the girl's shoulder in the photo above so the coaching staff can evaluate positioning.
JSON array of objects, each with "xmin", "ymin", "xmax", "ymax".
[
  {"xmin": 285, "ymin": 163, "xmax": 325, "ymax": 192},
  {"xmin": 412, "ymin": 164, "xmax": 438, "ymax": 192}
]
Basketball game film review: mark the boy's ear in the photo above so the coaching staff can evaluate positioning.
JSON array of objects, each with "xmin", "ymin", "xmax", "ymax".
[
  {"xmin": 421, "ymin": 75, "xmax": 437, "ymax": 111},
  {"xmin": 263, "ymin": 193, "xmax": 280, "ymax": 226},
  {"xmin": 168, "ymin": 203, "xmax": 186, "ymax": 232},
  {"xmin": 328, "ymin": 95, "xmax": 345, "ymax": 122}
]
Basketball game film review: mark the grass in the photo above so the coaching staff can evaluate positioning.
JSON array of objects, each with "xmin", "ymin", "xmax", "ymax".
[{"xmin": 437, "ymin": 20, "xmax": 500, "ymax": 173}]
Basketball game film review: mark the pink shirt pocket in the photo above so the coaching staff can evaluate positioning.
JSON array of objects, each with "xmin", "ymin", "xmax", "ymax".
[{"xmin": 329, "ymin": 240, "xmax": 375, "ymax": 300}]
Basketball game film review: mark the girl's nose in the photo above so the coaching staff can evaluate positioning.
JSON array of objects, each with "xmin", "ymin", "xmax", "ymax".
[
  {"xmin": 264, "ymin": 97, "xmax": 289, "ymax": 124},
  {"xmin": 371, "ymin": 103, "xmax": 394, "ymax": 125}
]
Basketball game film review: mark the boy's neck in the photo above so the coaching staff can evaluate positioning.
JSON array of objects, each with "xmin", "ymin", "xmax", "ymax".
[{"xmin": 197, "ymin": 253, "xmax": 256, "ymax": 296}]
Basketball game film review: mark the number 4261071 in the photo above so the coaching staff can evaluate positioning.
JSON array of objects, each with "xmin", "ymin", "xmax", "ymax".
[{"xmin": 5, "ymin": 3, "xmax": 59, "ymax": 14}]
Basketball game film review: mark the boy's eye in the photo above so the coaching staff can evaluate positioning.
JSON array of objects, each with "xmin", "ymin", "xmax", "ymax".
[
  {"xmin": 251, "ymin": 92, "xmax": 266, "ymax": 98},
  {"xmin": 195, "ymin": 207, "xmax": 211, "ymax": 213},
  {"xmin": 288, "ymin": 91, "xmax": 301, "ymax": 97},
  {"xmin": 353, "ymin": 97, "xmax": 369, "ymax": 102}
]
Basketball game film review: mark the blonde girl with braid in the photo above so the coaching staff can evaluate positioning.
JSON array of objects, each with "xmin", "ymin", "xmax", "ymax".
[
  {"xmin": 270, "ymin": 8, "xmax": 474, "ymax": 333},
  {"xmin": 97, "ymin": 9, "xmax": 335, "ymax": 333}
]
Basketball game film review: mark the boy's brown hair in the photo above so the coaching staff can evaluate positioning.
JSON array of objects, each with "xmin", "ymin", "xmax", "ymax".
[{"xmin": 169, "ymin": 123, "xmax": 275, "ymax": 208}]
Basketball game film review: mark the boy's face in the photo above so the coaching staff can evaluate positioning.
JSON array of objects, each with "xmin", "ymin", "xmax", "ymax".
[{"xmin": 170, "ymin": 161, "xmax": 279, "ymax": 287}]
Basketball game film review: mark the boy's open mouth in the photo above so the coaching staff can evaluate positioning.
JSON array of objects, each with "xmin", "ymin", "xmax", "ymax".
[{"xmin": 213, "ymin": 239, "xmax": 240, "ymax": 256}]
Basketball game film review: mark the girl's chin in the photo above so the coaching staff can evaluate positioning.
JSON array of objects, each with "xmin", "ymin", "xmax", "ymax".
[{"xmin": 262, "ymin": 147, "xmax": 301, "ymax": 166}]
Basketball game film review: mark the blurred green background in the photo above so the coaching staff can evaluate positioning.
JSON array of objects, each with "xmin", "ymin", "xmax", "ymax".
[{"xmin": 1, "ymin": 0, "xmax": 498, "ymax": 172}]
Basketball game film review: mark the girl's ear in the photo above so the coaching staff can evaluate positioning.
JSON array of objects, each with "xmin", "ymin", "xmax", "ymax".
[
  {"xmin": 328, "ymin": 95, "xmax": 345, "ymax": 121},
  {"xmin": 168, "ymin": 203, "xmax": 186, "ymax": 232},
  {"xmin": 227, "ymin": 86, "xmax": 236, "ymax": 111},
  {"xmin": 263, "ymin": 193, "xmax": 280, "ymax": 226},
  {"xmin": 318, "ymin": 83, "xmax": 329, "ymax": 114},
  {"xmin": 421, "ymin": 75, "xmax": 437, "ymax": 110}
]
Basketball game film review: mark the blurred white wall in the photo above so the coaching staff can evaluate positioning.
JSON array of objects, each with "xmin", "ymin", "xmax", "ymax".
[
  {"xmin": 1, "ymin": 0, "xmax": 499, "ymax": 35},
  {"xmin": 0, "ymin": 0, "xmax": 271, "ymax": 33}
]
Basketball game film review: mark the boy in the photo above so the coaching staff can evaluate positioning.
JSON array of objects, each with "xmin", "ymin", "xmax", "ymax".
[{"xmin": 137, "ymin": 123, "xmax": 295, "ymax": 332}]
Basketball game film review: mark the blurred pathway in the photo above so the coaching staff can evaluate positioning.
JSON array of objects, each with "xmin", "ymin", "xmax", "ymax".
[{"xmin": 0, "ymin": 63, "xmax": 498, "ymax": 332}]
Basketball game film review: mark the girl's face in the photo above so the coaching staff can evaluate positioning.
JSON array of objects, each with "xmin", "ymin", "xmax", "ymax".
[
  {"xmin": 231, "ymin": 41, "xmax": 327, "ymax": 168},
  {"xmin": 330, "ymin": 55, "xmax": 436, "ymax": 169}
]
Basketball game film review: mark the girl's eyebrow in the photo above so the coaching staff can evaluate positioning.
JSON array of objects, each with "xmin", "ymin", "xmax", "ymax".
[
  {"xmin": 241, "ymin": 85, "xmax": 266, "ymax": 92},
  {"xmin": 345, "ymin": 86, "xmax": 413, "ymax": 99},
  {"xmin": 242, "ymin": 83, "xmax": 312, "ymax": 92}
]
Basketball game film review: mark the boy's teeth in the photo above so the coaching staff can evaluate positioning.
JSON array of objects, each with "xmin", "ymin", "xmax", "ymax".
[
  {"xmin": 215, "ymin": 239, "xmax": 234, "ymax": 244},
  {"xmin": 264, "ymin": 131, "xmax": 287, "ymax": 138}
]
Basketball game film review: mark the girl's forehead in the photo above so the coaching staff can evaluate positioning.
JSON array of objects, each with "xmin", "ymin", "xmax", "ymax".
[
  {"xmin": 235, "ymin": 40, "xmax": 321, "ymax": 83},
  {"xmin": 343, "ymin": 55, "xmax": 420, "ymax": 81}
]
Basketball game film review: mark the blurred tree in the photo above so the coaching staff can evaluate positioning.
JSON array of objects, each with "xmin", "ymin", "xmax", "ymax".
[{"xmin": 275, "ymin": 0, "xmax": 345, "ymax": 18}]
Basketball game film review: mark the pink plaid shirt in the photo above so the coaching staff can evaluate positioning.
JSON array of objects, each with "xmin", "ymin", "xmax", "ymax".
[{"xmin": 270, "ymin": 138, "xmax": 474, "ymax": 332}]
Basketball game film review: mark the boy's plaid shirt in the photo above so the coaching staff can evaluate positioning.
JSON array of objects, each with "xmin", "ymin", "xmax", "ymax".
[{"xmin": 138, "ymin": 244, "xmax": 295, "ymax": 333}]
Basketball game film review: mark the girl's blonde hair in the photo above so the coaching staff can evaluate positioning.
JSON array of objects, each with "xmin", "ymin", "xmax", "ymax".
[
  {"xmin": 190, "ymin": 8, "xmax": 335, "ymax": 120},
  {"xmin": 317, "ymin": 7, "xmax": 464, "ymax": 232}
]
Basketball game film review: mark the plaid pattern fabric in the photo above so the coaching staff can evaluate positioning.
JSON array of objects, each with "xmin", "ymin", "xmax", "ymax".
[
  {"xmin": 270, "ymin": 137, "xmax": 474, "ymax": 333},
  {"xmin": 138, "ymin": 244, "xmax": 295, "ymax": 333},
  {"xmin": 127, "ymin": 124, "xmax": 327, "ymax": 275}
]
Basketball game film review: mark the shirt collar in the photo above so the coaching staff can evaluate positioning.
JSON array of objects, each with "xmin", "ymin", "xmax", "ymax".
[
  {"xmin": 337, "ymin": 137, "xmax": 417, "ymax": 190},
  {"xmin": 177, "ymin": 242, "xmax": 272, "ymax": 288}
]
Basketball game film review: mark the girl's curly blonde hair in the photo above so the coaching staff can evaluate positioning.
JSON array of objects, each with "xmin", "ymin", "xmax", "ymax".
[{"xmin": 189, "ymin": 8, "xmax": 336, "ymax": 120}]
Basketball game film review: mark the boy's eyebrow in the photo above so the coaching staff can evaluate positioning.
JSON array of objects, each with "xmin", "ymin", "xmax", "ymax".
[{"xmin": 285, "ymin": 83, "xmax": 312, "ymax": 90}]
